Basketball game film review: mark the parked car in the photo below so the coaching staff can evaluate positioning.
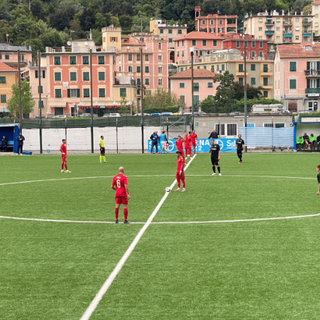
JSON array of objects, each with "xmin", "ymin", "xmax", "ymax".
[
  {"xmin": 151, "ymin": 113, "xmax": 160, "ymax": 116},
  {"xmin": 161, "ymin": 112, "xmax": 173, "ymax": 116},
  {"xmin": 79, "ymin": 113, "xmax": 92, "ymax": 117},
  {"xmin": 134, "ymin": 113, "xmax": 150, "ymax": 116},
  {"xmin": 53, "ymin": 115, "xmax": 67, "ymax": 119},
  {"xmin": 103, "ymin": 113, "xmax": 121, "ymax": 117}
]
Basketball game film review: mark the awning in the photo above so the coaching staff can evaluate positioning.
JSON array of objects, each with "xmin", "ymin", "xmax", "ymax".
[{"xmin": 49, "ymin": 102, "xmax": 67, "ymax": 108}]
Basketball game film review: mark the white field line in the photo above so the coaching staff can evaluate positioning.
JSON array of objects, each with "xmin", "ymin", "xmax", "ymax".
[
  {"xmin": 0, "ymin": 174, "xmax": 315, "ymax": 188},
  {"xmin": 1, "ymin": 213, "xmax": 320, "ymax": 225},
  {"xmin": 79, "ymin": 154, "xmax": 196, "ymax": 320}
]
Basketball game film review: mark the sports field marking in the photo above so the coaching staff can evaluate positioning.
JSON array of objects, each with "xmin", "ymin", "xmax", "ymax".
[
  {"xmin": 79, "ymin": 154, "xmax": 196, "ymax": 320},
  {"xmin": 0, "ymin": 213, "xmax": 319, "ymax": 225},
  {"xmin": 0, "ymin": 174, "xmax": 315, "ymax": 188}
]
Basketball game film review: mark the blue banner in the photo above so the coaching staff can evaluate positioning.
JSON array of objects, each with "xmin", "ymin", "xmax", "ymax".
[{"xmin": 148, "ymin": 138, "xmax": 237, "ymax": 153}]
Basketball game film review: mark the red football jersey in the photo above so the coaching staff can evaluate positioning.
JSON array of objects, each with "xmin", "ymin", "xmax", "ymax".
[
  {"xmin": 184, "ymin": 136, "xmax": 191, "ymax": 148},
  {"xmin": 60, "ymin": 143, "xmax": 67, "ymax": 154},
  {"xmin": 112, "ymin": 174, "xmax": 128, "ymax": 197},
  {"xmin": 175, "ymin": 139, "xmax": 183, "ymax": 151},
  {"xmin": 190, "ymin": 133, "xmax": 197, "ymax": 144},
  {"xmin": 176, "ymin": 156, "xmax": 185, "ymax": 172}
]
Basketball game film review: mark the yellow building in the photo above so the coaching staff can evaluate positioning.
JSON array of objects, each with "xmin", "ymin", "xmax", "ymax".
[
  {"xmin": 0, "ymin": 61, "xmax": 16, "ymax": 113},
  {"xmin": 244, "ymin": 10, "xmax": 313, "ymax": 47},
  {"xmin": 101, "ymin": 26, "xmax": 122, "ymax": 52}
]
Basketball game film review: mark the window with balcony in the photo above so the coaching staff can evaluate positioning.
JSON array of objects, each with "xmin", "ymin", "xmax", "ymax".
[
  {"xmin": 289, "ymin": 79, "xmax": 296, "ymax": 89},
  {"xmin": 289, "ymin": 62, "xmax": 296, "ymax": 71},
  {"xmin": 238, "ymin": 64, "xmax": 243, "ymax": 72},
  {"xmin": 83, "ymin": 72, "xmax": 89, "ymax": 81},
  {"xmin": 263, "ymin": 78, "xmax": 268, "ymax": 86},
  {"xmin": 263, "ymin": 64, "xmax": 268, "ymax": 72},
  {"xmin": 98, "ymin": 56, "xmax": 105, "ymax": 64},
  {"xmin": 70, "ymin": 72, "xmax": 77, "ymax": 81},
  {"xmin": 128, "ymin": 66, "xmax": 132, "ymax": 72},
  {"xmin": 252, "ymin": 51, "xmax": 256, "ymax": 58},
  {"xmin": 99, "ymin": 88, "xmax": 105, "ymax": 97},
  {"xmin": 54, "ymin": 57, "xmax": 60, "ymax": 65},
  {"xmin": 83, "ymin": 88, "xmax": 90, "ymax": 97},
  {"xmin": 98, "ymin": 72, "xmax": 105, "ymax": 81},
  {"xmin": 307, "ymin": 78, "xmax": 320, "ymax": 88},
  {"xmin": 83, "ymin": 56, "xmax": 89, "ymax": 64},
  {"xmin": 54, "ymin": 72, "xmax": 61, "ymax": 82},
  {"xmin": 69, "ymin": 56, "xmax": 76, "ymax": 65},
  {"xmin": 259, "ymin": 51, "xmax": 263, "ymax": 57}
]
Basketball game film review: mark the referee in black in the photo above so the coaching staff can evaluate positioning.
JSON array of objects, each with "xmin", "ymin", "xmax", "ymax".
[
  {"xmin": 209, "ymin": 139, "xmax": 221, "ymax": 176},
  {"xmin": 236, "ymin": 134, "xmax": 245, "ymax": 163}
]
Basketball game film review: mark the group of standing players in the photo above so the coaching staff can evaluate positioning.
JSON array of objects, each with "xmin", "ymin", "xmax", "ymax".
[{"xmin": 58, "ymin": 132, "xmax": 245, "ymax": 224}]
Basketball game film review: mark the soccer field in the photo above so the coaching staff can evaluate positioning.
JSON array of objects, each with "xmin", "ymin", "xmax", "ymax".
[{"xmin": 1, "ymin": 152, "xmax": 320, "ymax": 320}]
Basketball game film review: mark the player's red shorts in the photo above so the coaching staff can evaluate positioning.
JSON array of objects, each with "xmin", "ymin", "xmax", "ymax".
[
  {"xmin": 61, "ymin": 154, "xmax": 67, "ymax": 162},
  {"xmin": 115, "ymin": 196, "xmax": 128, "ymax": 205},
  {"xmin": 176, "ymin": 171, "xmax": 185, "ymax": 180}
]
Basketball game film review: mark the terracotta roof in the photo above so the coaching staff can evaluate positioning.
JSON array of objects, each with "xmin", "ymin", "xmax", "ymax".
[
  {"xmin": 169, "ymin": 68, "xmax": 215, "ymax": 79},
  {"xmin": 277, "ymin": 42, "xmax": 320, "ymax": 58},
  {"xmin": 173, "ymin": 31, "xmax": 224, "ymax": 42},
  {"xmin": 0, "ymin": 61, "xmax": 16, "ymax": 72},
  {"xmin": 121, "ymin": 36, "xmax": 143, "ymax": 46},
  {"xmin": 312, "ymin": 0, "xmax": 320, "ymax": 5}
]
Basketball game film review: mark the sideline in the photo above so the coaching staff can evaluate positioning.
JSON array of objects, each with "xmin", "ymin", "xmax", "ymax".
[{"xmin": 79, "ymin": 154, "xmax": 196, "ymax": 320}]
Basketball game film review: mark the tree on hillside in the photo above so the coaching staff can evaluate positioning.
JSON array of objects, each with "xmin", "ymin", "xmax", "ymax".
[{"xmin": 7, "ymin": 81, "xmax": 35, "ymax": 117}]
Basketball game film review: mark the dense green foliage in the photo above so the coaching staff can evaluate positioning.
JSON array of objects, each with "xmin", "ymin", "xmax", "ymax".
[
  {"xmin": 1, "ymin": 153, "xmax": 320, "ymax": 318},
  {"xmin": 1, "ymin": 0, "xmax": 312, "ymax": 59}
]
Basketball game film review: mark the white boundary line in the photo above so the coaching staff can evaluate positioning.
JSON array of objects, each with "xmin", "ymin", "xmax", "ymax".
[
  {"xmin": 79, "ymin": 154, "xmax": 197, "ymax": 320},
  {"xmin": 0, "ymin": 213, "xmax": 319, "ymax": 225},
  {"xmin": 0, "ymin": 174, "xmax": 315, "ymax": 188}
]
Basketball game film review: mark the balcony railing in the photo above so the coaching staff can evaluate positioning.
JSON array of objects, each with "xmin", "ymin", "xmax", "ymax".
[
  {"xmin": 283, "ymin": 32, "xmax": 293, "ymax": 37},
  {"xmin": 305, "ymin": 88, "xmax": 320, "ymax": 93},
  {"xmin": 305, "ymin": 70, "xmax": 320, "ymax": 76},
  {"xmin": 302, "ymin": 21, "xmax": 312, "ymax": 26},
  {"xmin": 265, "ymin": 30, "xmax": 274, "ymax": 35},
  {"xmin": 303, "ymin": 33, "xmax": 312, "ymax": 37},
  {"xmin": 265, "ymin": 21, "xmax": 274, "ymax": 26},
  {"xmin": 283, "ymin": 21, "xmax": 292, "ymax": 26}
]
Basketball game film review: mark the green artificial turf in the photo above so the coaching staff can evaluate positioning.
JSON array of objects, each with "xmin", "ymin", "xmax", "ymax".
[{"xmin": 1, "ymin": 152, "xmax": 320, "ymax": 319}]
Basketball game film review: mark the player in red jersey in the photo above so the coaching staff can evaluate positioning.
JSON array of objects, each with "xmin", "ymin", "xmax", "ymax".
[
  {"xmin": 111, "ymin": 166, "xmax": 130, "ymax": 224},
  {"xmin": 184, "ymin": 132, "xmax": 192, "ymax": 158},
  {"xmin": 175, "ymin": 135, "xmax": 184, "ymax": 156},
  {"xmin": 60, "ymin": 139, "xmax": 71, "ymax": 173},
  {"xmin": 174, "ymin": 150, "xmax": 186, "ymax": 192},
  {"xmin": 190, "ymin": 130, "xmax": 198, "ymax": 155}
]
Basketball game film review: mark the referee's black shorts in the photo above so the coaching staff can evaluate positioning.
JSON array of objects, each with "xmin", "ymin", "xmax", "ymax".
[
  {"xmin": 100, "ymin": 147, "xmax": 105, "ymax": 155},
  {"xmin": 211, "ymin": 157, "xmax": 219, "ymax": 166}
]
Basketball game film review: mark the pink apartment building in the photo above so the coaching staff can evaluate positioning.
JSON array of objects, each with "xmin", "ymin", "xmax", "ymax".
[
  {"xmin": 274, "ymin": 42, "xmax": 320, "ymax": 112},
  {"xmin": 169, "ymin": 69, "xmax": 218, "ymax": 108},
  {"xmin": 115, "ymin": 33, "xmax": 169, "ymax": 96},
  {"xmin": 45, "ymin": 44, "xmax": 116, "ymax": 116},
  {"xmin": 194, "ymin": 6, "xmax": 237, "ymax": 34},
  {"xmin": 0, "ymin": 43, "xmax": 32, "ymax": 72},
  {"xmin": 174, "ymin": 32, "xmax": 224, "ymax": 65}
]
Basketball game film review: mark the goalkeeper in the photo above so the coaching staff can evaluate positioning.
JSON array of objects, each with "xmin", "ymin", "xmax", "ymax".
[{"xmin": 99, "ymin": 135, "xmax": 107, "ymax": 163}]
